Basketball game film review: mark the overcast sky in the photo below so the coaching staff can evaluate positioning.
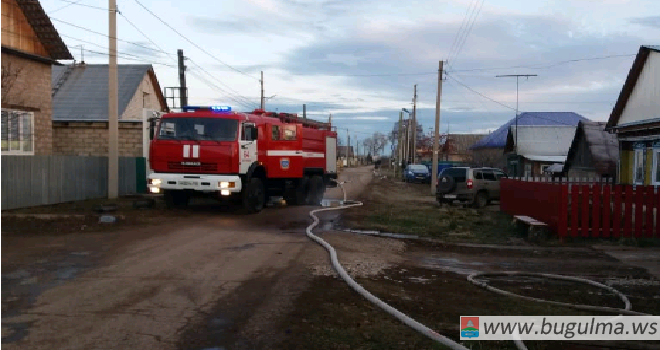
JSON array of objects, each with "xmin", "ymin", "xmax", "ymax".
[{"xmin": 42, "ymin": 0, "xmax": 659, "ymax": 148}]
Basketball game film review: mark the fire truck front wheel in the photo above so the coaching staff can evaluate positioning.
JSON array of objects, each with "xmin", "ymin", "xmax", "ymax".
[{"xmin": 242, "ymin": 177, "xmax": 265, "ymax": 213}]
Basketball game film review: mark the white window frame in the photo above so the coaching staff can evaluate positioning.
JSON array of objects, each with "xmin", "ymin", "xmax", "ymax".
[
  {"xmin": 1, "ymin": 109, "xmax": 35, "ymax": 156},
  {"xmin": 652, "ymin": 148, "xmax": 660, "ymax": 186},
  {"xmin": 633, "ymin": 148, "xmax": 645, "ymax": 185}
]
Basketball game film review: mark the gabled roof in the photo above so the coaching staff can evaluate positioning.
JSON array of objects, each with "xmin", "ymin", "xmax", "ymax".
[
  {"xmin": 51, "ymin": 64, "xmax": 168, "ymax": 121},
  {"xmin": 564, "ymin": 121, "xmax": 619, "ymax": 175},
  {"xmin": 12, "ymin": 0, "xmax": 72, "ymax": 60},
  {"xmin": 505, "ymin": 125, "xmax": 578, "ymax": 160},
  {"xmin": 606, "ymin": 45, "xmax": 660, "ymax": 129},
  {"xmin": 471, "ymin": 112, "xmax": 588, "ymax": 150}
]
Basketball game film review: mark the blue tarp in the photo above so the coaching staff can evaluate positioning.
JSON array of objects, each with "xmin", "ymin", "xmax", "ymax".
[{"xmin": 470, "ymin": 112, "xmax": 589, "ymax": 150}]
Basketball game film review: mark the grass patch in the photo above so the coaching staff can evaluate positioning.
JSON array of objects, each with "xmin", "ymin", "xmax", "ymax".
[{"xmin": 342, "ymin": 174, "xmax": 520, "ymax": 244}]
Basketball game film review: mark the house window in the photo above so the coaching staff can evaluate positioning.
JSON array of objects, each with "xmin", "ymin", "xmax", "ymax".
[
  {"xmin": 633, "ymin": 149, "xmax": 645, "ymax": 185},
  {"xmin": 652, "ymin": 149, "xmax": 660, "ymax": 185},
  {"xmin": 1, "ymin": 110, "xmax": 34, "ymax": 155}
]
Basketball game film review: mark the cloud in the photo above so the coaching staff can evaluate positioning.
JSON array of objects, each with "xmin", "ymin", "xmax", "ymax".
[{"xmin": 629, "ymin": 16, "xmax": 660, "ymax": 29}]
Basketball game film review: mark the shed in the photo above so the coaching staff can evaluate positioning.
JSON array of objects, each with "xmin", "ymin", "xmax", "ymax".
[
  {"xmin": 563, "ymin": 121, "xmax": 618, "ymax": 179},
  {"xmin": 504, "ymin": 125, "xmax": 577, "ymax": 177}
]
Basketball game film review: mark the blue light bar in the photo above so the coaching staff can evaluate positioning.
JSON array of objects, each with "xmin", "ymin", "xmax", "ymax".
[{"xmin": 182, "ymin": 106, "xmax": 232, "ymax": 112}]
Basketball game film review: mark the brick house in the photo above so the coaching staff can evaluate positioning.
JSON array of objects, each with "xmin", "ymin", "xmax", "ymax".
[
  {"xmin": 1, "ymin": 0, "xmax": 73, "ymax": 155},
  {"xmin": 51, "ymin": 64, "xmax": 168, "ymax": 157}
]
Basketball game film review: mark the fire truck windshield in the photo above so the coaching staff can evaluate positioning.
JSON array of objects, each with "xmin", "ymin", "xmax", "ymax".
[{"xmin": 157, "ymin": 117, "xmax": 238, "ymax": 142}]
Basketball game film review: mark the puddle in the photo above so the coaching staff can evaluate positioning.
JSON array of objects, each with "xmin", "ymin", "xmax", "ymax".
[
  {"xmin": 341, "ymin": 228, "xmax": 420, "ymax": 239},
  {"xmin": 1, "ymin": 252, "xmax": 96, "ymax": 344},
  {"xmin": 417, "ymin": 257, "xmax": 482, "ymax": 276}
]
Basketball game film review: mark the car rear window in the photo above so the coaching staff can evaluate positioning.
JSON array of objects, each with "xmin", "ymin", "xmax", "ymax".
[{"xmin": 442, "ymin": 168, "xmax": 467, "ymax": 182}]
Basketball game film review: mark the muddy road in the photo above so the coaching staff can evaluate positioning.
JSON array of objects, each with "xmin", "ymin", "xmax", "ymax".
[{"xmin": 2, "ymin": 167, "xmax": 375, "ymax": 350}]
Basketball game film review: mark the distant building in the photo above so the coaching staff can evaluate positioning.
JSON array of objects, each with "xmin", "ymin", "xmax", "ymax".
[
  {"xmin": 471, "ymin": 112, "xmax": 589, "ymax": 171},
  {"xmin": 504, "ymin": 125, "xmax": 577, "ymax": 177}
]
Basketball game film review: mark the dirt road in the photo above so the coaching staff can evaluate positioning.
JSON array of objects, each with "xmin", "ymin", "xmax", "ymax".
[{"xmin": 2, "ymin": 167, "xmax": 376, "ymax": 350}]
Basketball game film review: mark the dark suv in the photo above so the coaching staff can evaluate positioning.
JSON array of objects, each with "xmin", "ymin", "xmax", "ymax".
[{"xmin": 436, "ymin": 167, "xmax": 506, "ymax": 208}]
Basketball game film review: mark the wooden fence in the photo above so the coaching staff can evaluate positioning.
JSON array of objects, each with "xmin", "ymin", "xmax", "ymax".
[
  {"xmin": 500, "ymin": 178, "xmax": 660, "ymax": 238},
  {"xmin": 1, "ymin": 156, "xmax": 147, "ymax": 210}
]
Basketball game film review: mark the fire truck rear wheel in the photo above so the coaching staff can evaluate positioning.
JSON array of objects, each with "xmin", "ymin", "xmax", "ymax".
[
  {"xmin": 284, "ymin": 177, "xmax": 308, "ymax": 206},
  {"xmin": 242, "ymin": 177, "xmax": 265, "ymax": 213},
  {"xmin": 307, "ymin": 175, "xmax": 324, "ymax": 205}
]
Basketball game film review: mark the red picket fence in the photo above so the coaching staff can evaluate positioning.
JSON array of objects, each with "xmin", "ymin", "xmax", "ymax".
[{"xmin": 500, "ymin": 179, "xmax": 660, "ymax": 238}]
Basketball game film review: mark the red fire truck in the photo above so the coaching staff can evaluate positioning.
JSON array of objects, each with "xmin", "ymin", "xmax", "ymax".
[{"xmin": 147, "ymin": 106, "xmax": 338, "ymax": 213}]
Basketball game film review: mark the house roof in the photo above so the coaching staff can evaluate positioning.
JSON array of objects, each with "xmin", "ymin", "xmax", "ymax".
[
  {"xmin": 442, "ymin": 134, "xmax": 486, "ymax": 153},
  {"xmin": 51, "ymin": 64, "xmax": 168, "ymax": 121},
  {"xmin": 564, "ymin": 121, "xmax": 619, "ymax": 175},
  {"xmin": 471, "ymin": 112, "xmax": 588, "ymax": 150},
  {"xmin": 606, "ymin": 45, "xmax": 660, "ymax": 129},
  {"xmin": 506, "ymin": 125, "xmax": 578, "ymax": 159},
  {"xmin": 13, "ymin": 0, "xmax": 72, "ymax": 60}
]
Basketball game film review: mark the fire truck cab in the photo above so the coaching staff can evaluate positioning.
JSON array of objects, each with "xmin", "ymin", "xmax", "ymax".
[{"xmin": 147, "ymin": 106, "xmax": 338, "ymax": 213}]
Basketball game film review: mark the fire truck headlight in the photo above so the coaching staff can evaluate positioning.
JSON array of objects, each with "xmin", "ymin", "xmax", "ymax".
[
  {"xmin": 149, "ymin": 187, "xmax": 160, "ymax": 194},
  {"xmin": 220, "ymin": 190, "xmax": 230, "ymax": 196},
  {"xmin": 149, "ymin": 178, "xmax": 161, "ymax": 186},
  {"xmin": 219, "ymin": 182, "xmax": 235, "ymax": 189}
]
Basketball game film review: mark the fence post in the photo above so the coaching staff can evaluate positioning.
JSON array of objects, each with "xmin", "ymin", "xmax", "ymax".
[{"xmin": 558, "ymin": 183, "xmax": 569, "ymax": 240}]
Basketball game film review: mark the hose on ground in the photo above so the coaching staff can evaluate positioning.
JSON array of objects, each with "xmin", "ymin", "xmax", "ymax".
[
  {"xmin": 467, "ymin": 272, "xmax": 651, "ymax": 316},
  {"xmin": 308, "ymin": 170, "xmax": 650, "ymax": 350},
  {"xmin": 306, "ymin": 174, "xmax": 470, "ymax": 350}
]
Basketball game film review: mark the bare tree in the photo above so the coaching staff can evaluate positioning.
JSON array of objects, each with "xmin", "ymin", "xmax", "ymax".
[
  {"xmin": 363, "ymin": 132, "xmax": 389, "ymax": 156},
  {"xmin": 1, "ymin": 61, "xmax": 25, "ymax": 106}
]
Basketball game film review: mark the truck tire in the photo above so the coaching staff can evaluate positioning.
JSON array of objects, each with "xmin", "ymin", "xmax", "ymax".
[
  {"xmin": 308, "ymin": 175, "xmax": 325, "ymax": 206},
  {"xmin": 242, "ymin": 177, "xmax": 265, "ymax": 213},
  {"xmin": 164, "ymin": 190, "xmax": 189, "ymax": 208},
  {"xmin": 284, "ymin": 177, "xmax": 309, "ymax": 206}
]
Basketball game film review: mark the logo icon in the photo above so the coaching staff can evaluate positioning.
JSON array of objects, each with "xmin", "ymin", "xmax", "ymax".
[
  {"xmin": 281, "ymin": 158, "xmax": 290, "ymax": 169},
  {"xmin": 460, "ymin": 317, "xmax": 479, "ymax": 338}
]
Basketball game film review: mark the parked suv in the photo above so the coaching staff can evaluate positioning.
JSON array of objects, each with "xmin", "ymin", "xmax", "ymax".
[{"xmin": 436, "ymin": 167, "xmax": 507, "ymax": 208}]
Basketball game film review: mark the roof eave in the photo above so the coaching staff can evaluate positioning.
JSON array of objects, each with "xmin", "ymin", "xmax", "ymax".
[{"xmin": 606, "ymin": 46, "xmax": 653, "ymax": 129}]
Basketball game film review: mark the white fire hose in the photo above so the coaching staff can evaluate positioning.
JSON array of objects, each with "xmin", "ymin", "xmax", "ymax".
[
  {"xmin": 307, "ymin": 171, "xmax": 650, "ymax": 350},
  {"xmin": 306, "ymin": 174, "xmax": 471, "ymax": 350}
]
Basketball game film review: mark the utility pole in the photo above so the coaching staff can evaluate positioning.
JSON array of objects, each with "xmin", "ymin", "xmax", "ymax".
[
  {"xmin": 496, "ymin": 74, "xmax": 537, "ymax": 169},
  {"xmin": 398, "ymin": 111, "xmax": 403, "ymax": 176},
  {"xmin": 177, "ymin": 49, "xmax": 188, "ymax": 109},
  {"xmin": 260, "ymin": 71, "xmax": 264, "ymax": 110},
  {"xmin": 348, "ymin": 133, "xmax": 351, "ymax": 166},
  {"xmin": 302, "ymin": 104, "xmax": 306, "ymax": 119},
  {"xmin": 431, "ymin": 61, "xmax": 444, "ymax": 194},
  {"xmin": 411, "ymin": 84, "xmax": 417, "ymax": 164},
  {"xmin": 108, "ymin": 0, "xmax": 118, "ymax": 199}
]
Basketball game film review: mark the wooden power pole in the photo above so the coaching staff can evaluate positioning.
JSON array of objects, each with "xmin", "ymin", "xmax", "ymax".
[
  {"xmin": 398, "ymin": 111, "xmax": 403, "ymax": 177},
  {"xmin": 431, "ymin": 61, "xmax": 444, "ymax": 194},
  {"xmin": 108, "ymin": 0, "xmax": 118, "ymax": 199},
  {"xmin": 260, "ymin": 71, "xmax": 264, "ymax": 110},
  {"xmin": 411, "ymin": 84, "xmax": 417, "ymax": 164}
]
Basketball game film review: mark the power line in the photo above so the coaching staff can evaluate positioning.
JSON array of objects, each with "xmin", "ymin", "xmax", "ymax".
[
  {"xmin": 118, "ymin": 13, "xmax": 171, "ymax": 57},
  {"xmin": 51, "ymin": 0, "xmax": 107, "ymax": 11},
  {"xmin": 51, "ymin": 17, "xmax": 165, "ymax": 55},
  {"xmin": 187, "ymin": 62, "xmax": 260, "ymax": 108},
  {"xmin": 447, "ymin": 0, "xmax": 478, "ymax": 63},
  {"xmin": 448, "ymin": 54, "xmax": 636, "ymax": 73},
  {"xmin": 66, "ymin": 46, "xmax": 177, "ymax": 67},
  {"xmin": 188, "ymin": 71, "xmax": 257, "ymax": 110},
  {"xmin": 451, "ymin": 0, "xmax": 485, "ymax": 65},
  {"xmin": 446, "ymin": 72, "xmax": 515, "ymax": 111},
  {"xmin": 49, "ymin": 0, "xmax": 87, "ymax": 13},
  {"xmin": 132, "ymin": 0, "xmax": 260, "ymax": 81}
]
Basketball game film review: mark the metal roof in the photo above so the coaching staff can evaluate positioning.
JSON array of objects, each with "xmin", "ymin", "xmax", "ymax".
[
  {"xmin": 507, "ymin": 125, "xmax": 578, "ymax": 158},
  {"xmin": 51, "ymin": 64, "xmax": 155, "ymax": 121},
  {"xmin": 471, "ymin": 112, "xmax": 588, "ymax": 150}
]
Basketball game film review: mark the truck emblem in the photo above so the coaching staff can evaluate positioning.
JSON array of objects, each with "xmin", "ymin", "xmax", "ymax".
[
  {"xmin": 243, "ymin": 150, "xmax": 250, "ymax": 158},
  {"xmin": 281, "ymin": 158, "xmax": 290, "ymax": 169}
]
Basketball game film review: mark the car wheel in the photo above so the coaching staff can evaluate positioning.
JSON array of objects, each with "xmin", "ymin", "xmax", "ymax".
[{"xmin": 473, "ymin": 191, "xmax": 487, "ymax": 209}]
